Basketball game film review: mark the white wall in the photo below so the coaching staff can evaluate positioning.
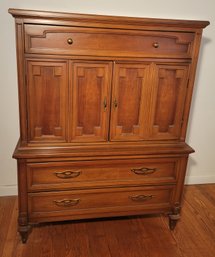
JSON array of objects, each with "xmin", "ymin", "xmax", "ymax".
[{"xmin": 0, "ymin": 0, "xmax": 214, "ymax": 195}]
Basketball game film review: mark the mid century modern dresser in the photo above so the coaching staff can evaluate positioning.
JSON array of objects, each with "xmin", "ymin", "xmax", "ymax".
[{"xmin": 9, "ymin": 8, "xmax": 209, "ymax": 242}]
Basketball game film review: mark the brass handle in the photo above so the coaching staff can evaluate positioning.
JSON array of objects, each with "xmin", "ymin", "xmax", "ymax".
[
  {"xmin": 103, "ymin": 97, "xmax": 107, "ymax": 111},
  {"xmin": 129, "ymin": 195, "xmax": 154, "ymax": 202},
  {"xmin": 67, "ymin": 38, "xmax": 73, "ymax": 45},
  {"xmin": 54, "ymin": 170, "xmax": 81, "ymax": 179},
  {"xmin": 152, "ymin": 42, "xmax": 159, "ymax": 48},
  {"xmin": 131, "ymin": 167, "xmax": 156, "ymax": 175},
  {"xmin": 113, "ymin": 99, "xmax": 118, "ymax": 109},
  {"xmin": 54, "ymin": 199, "xmax": 80, "ymax": 207}
]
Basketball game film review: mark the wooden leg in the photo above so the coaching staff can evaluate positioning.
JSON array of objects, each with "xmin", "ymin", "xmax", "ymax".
[
  {"xmin": 169, "ymin": 203, "xmax": 181, "ymax": 230},
  {"xmin": 18, "ymin": 224, "xmax": 32, "ymax": 243},
  {"xmin": 169, "ymin": 214, "xmax": 180, "ymax": 230},
  {"xmin": 17, "ymin": 161, "xmax": 30, "ymax": 243},
  {"xmin": 18, "ymin": 212, "xmax": 32, "ymax": 243},
  {"xmin": 19, "ymin": 226, "xmax": 29, "ymax": 243}
]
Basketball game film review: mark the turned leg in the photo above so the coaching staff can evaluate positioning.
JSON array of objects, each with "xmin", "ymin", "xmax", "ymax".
[
  {"xmin": 169, "ymin": 203, "xmax": 181, "ymax": 230},
  {"xmin": 17, "ymin": 160, "xmax": 31, "ymax": 243},
  {"xmin": 18, "ymin": 213, "xmax": 32, "ymax": 243}
]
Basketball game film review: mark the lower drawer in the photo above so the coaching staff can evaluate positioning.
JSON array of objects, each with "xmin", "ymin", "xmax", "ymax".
[{"xmin": 28, "ymin": 185, "xmax": 174, "ymax": 222}]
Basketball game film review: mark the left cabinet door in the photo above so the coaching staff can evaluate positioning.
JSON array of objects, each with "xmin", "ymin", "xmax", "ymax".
[
  {"xmin": 70, "ymin": 61, "xmax": 112, "ymax": 142},
  {"xmin": 27, "ymin": 61, "xmax": 68, "ymax": 143}
]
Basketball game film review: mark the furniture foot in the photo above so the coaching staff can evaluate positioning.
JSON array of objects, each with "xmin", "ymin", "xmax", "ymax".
[
  {"xmin": 169, "ymin": 215, "xmax": 179, "ymax": 230},
  {"xmin": 18, "ymin": 225, "xmax": 32, "ymax": 243},
  {"xmin": 169, "ymin": 203, "xmax": 181, "ymax": 230}
]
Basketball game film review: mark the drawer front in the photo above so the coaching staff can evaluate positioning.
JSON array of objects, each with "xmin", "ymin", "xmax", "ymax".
[
  {"xmin": 24, "ymin": 25, "xmax": 194, "ymax": 58},
  {"xmin": 28, "ymin": 186, "xmax": 174, "ymax": 220},
  {"xmin": 27, "ymin": 159, "xmax": 178, "ymax": 191}
]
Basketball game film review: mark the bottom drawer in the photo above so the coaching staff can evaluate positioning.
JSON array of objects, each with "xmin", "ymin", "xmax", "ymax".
[{"xmin": 28, "ymin": 186, "xmax": 174, "ymax": 222}]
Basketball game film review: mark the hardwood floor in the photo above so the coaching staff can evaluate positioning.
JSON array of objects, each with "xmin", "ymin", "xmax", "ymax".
[{"xmin": 0, "ymin": 184, "xmax": 214, "ymax": 257}]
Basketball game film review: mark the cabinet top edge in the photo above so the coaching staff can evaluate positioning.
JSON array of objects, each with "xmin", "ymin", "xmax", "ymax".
[
  {"xmin": 8, "ymin": 8, "xmax": 210, "ymax": 29},
  {"xmin": 13, "ymin": 140, "xmax": 195, "ymax": 160}
]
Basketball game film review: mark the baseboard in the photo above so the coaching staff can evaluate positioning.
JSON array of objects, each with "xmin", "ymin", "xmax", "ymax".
[
  {"xmin": 0, "ymin": 185, "xmax": 18, "ymax": 196},
  {"xmin": 185, "ymin": 175, "xmax": 215, "ymax": 185}
]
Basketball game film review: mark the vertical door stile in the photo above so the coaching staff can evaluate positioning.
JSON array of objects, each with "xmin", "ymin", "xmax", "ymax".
[
  {"xmin": 68, "ymin": 60, "xmax": 73, "ymax": 143},
  {"xmin": 146, "ymin": 62, "xmax": 159, "ymax": 138},
  {"xmin": 107, "ymin": 61, "xmax": 115, "ymax": 142}
]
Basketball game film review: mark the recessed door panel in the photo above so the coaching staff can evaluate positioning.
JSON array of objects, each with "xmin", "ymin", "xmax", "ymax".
[{"xmin": 27, "ymin": 61, "xmax": 68, "ymax": 142}]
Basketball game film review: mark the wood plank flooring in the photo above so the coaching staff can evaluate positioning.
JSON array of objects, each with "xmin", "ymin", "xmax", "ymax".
[{"xmin": 0, "ymin": 184, "xmax": 214, "ymax": 257}]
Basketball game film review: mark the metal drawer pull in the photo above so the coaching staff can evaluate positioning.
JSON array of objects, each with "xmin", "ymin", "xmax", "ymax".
[
  {"xmin": 54, "ymin": 199, "xmax": 80, "ymax": 207},
  {"xmin": 129, "ymin": 194, "xmax": 154, "ymax": 202},
  {"xmin": 54, "ymin": 170, "xmax": 81, "ymax": 179},
  {"xmin": 152, "ymin": 42, "xmax": 159, "ymax": 48},
  {"xmin": 131, "ymin": 167, "xmax": 156, "ymax": 175},
  {"xmin": 67, "ymin": 38, "xmax": 73, "ymax": 45}
]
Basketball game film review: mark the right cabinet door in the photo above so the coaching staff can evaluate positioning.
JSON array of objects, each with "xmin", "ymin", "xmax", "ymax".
[
  {"xmin": 148, "ymin": 63, "xmax": 189, "ymax": 140},
  {"xmin": 110, "ymin": 62, "xmax": 189, "ymax": 142}
]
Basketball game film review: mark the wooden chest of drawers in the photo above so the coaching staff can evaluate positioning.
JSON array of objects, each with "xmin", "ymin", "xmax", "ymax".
[{"xmin": 9, "ymin": 8, "xmax": 209, "ymax": 243}]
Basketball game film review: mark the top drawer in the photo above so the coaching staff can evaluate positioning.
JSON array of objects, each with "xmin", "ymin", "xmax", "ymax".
[
  {"xmin": 24, "ymin": 25, "xmax": 195, "ymax": 58},
  {"xmin": 27, "ymin": 158, "xmax": 179, "ymax": 192}
]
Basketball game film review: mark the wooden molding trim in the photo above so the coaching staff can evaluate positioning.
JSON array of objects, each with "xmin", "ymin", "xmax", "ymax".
[{"xmin": 8, "ymin": 8, "xmax": 210, "ymax": 29}]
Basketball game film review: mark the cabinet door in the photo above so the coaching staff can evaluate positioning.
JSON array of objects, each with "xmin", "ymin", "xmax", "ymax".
[
  {"xmin": 71, "ymin": 61, "xmax": 112, "ymax": 142},
  {"xmin": 148, "ymin": 64, "xmax": 189, "ymax": 140},
  {"xmin": 27, "ymin": 61, "xmax": 68, "ymax": 142},
  {"xmin": 110, "ymin": 63, "xmax": 150, "ymax": 141}
]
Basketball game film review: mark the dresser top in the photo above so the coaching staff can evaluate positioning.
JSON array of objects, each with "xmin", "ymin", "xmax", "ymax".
[{"xmin": 8, "ymin": 8, "xmax": 209, "ymax": 30}]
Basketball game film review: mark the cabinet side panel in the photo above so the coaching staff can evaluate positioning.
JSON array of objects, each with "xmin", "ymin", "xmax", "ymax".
[
  {"xmin": 180, "ymin": 31, "xmax": 203, "ymax": 140},
  {"xmin": 15, "ymin": 20, "xmax": 27, "ymax": 144}
]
